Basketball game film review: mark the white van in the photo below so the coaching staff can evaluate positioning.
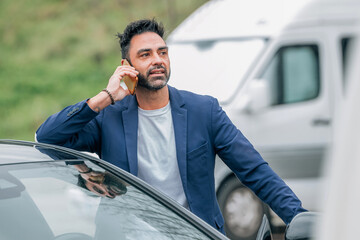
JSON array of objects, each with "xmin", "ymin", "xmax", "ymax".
[{"xmin": 167, "ymin": 0, "xmax": 359, "ymax": 239}]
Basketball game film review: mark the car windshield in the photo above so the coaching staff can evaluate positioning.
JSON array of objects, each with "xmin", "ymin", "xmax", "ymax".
[
  {"xmin": 0, "ymin": 147, "xmax": 213, "ymax": 239},
  {"xmin": 168, "ymin": 38, "xmax": 267, "ymax": 104}
]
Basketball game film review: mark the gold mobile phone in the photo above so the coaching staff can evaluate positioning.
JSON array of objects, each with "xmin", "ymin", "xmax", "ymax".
[{"xmin": 122, "ymin": 59, "xmax": 138, "ymax": 95}]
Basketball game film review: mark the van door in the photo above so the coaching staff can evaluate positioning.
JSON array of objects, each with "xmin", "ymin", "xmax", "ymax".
[{"xmin": 242, "ymin": 33, "xmax": 332, "ymax": 184}]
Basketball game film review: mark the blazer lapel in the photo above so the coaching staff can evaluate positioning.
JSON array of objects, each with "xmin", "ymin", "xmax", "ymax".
[
  {"xmin": 169, "ymin": 86, "xmax": 189, "ymax": 195},
  {"xmin": 122, "ymin": 96, "xmax": 139, "ymax": 175}
]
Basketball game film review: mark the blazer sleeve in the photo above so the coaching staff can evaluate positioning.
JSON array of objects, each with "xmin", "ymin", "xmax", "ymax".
[
  {"xmin": 36, "ymin": 99, "xmax": 101, "ymax": 154},
  {"xmin": 211, "ymin": 98, "xmax": 307, "ymax": 224}
]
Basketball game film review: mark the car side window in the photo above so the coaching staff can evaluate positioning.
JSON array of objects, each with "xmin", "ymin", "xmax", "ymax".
[
  {"xmin": 0, "ymin": 161, "xmax": 211, "ymax": 240},
  {"xmin": 259, "ymin": 45, "xmax": 320, "ymax": 106}
]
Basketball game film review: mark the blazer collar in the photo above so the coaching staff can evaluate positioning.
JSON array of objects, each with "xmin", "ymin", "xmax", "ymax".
[
  {"xmin": 168, "ymin": 86, "xmax": 189, "ymax": 197},
  {"xmin": 168, "ymin": 85, "xmax": 185, "ymax": 109},
  {"xmin": 122, "ymin": 95, "xmax": 138, "ymax": 175}
]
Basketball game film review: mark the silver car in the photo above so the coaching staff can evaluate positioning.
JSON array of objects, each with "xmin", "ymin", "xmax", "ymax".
[
  {"xmin": 0, "ymin": 139, "xmax": 234, "ymax": 240},
  {"xmin": 2, "ymin": 140, "xmax": 288, "ymax": 240}
]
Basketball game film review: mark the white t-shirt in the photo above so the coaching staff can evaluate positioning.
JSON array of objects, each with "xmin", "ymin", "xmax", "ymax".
[{"xmin": 137, "ymin": 102, "xmax": 188, "ymax": 208}]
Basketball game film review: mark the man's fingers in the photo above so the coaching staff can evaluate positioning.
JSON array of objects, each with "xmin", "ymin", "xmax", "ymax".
[
  {"xmin": 119, "ymin": 70, "xmax": 138, "ymax": 79},
  {"xmin": 115, "ymin": 65, "xmax": 138, "ymax": 75},
  {"xmin": 105, "ymin": 66, "xmax": 137, "ymax": 101}
]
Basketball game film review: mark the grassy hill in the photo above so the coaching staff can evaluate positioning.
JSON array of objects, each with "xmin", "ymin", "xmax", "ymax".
[{"xmin": 0, "ymin": 0, "xmax": 207, "ymax": 141}]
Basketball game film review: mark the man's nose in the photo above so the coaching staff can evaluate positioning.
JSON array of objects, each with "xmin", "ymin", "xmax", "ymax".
[{"xmin": 152, "ymin": 53, "xmax": 163, "ymax": 66}]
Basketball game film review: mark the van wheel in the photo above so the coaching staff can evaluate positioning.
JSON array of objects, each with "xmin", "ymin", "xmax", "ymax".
[{"xmin": 217, "ymin": 176, "xmax": 270, "ymax": 240}]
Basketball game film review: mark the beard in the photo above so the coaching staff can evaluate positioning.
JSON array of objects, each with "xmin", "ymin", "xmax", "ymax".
[{"xmin": 137, "ymin": 65, "xmax": 171, "ymax": 91}]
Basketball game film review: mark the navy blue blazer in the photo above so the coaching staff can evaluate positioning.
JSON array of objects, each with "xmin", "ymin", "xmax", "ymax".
[{"xmin": 36, "ymin": 86, "xmax": 306, "ymax": 232}]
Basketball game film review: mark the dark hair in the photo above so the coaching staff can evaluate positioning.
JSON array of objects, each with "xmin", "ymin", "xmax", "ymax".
[
  {"xmin": 77, "ymin": 174, "xmax": 88, "ymax": 190},
  {"xmin": 116, "ymin": 19, "xmax": 165, "ymax": 60}
]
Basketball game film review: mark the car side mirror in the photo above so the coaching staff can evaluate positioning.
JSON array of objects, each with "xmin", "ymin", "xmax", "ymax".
[
  {"xmin": 285, "ymin": 212, "xmax": 318, "ymax": 240},
  {"xmin": 242, "ymin": 79, "xmax": 271, "ymax": 114}
]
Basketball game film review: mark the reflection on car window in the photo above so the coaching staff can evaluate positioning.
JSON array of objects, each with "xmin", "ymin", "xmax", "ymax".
[
  {"xmin": 259, "ymin": 45, "xmax": 320, "ymax": 105},
  {"xmin": 0, "ymin": 161, "xmax": 210, "ymax": 240}
]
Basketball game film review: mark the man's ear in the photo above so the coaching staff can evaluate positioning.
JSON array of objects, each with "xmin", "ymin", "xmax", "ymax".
[{"xmin": 121, "ymin": 59, "xmax": 131, "ymax": 66}]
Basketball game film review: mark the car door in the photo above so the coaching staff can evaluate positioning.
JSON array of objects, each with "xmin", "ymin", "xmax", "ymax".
[{"xmin": 243, "ymin": 31, "xmax": 333, "ymax": 184}]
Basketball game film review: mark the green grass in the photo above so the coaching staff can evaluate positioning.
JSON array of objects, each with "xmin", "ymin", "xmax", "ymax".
[{"xmin": 0, "ymin": 0, "xmax": 208, "ymax": 141}]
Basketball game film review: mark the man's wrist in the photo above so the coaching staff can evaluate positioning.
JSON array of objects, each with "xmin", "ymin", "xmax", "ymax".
[
  {"xmin": 102, "ymin": 88, "xmax": 115, "ymax": 105},
  {"xmin": 87, "ymin": 91, "xmax": 113, "ymax": 112}
]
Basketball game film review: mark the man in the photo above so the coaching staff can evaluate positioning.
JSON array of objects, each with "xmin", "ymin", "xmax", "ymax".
[{"xmin": 36, "ymin": 19, "xmax": 306, "ymax": 233}]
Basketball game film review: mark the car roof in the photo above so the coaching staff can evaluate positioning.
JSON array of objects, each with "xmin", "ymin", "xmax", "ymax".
[
  {"xmin": 0, "ymin": 139, "xmax": 96, "ymax": 165},
  {"xmin": 286, "ymin": 0, "xmax": 360, "ymax": 29},
  {"xmin": 167, "ymin": 0, "xmax": 311, "ymax": 42}
]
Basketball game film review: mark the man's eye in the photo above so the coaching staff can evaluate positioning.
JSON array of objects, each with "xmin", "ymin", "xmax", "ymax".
[
  {"xmin": 160, "ymin": 51, "xmax": 167, "ymax": 55},
  {"xmin": 140, "ymin": 53, "xmax": 149, "ymax": 57}
]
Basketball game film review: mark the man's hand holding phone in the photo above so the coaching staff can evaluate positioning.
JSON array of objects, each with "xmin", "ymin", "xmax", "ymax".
[
  {"xmin": 106, "ymin": 60, "xmax": 138, "ymax": 101},
  {"xmin": 121, "ymin": 59, "xmax": 138, "ymax": 95},
  {"xmin": 87, "ymin": 59, "xmax": 138, "ymax": 112}
]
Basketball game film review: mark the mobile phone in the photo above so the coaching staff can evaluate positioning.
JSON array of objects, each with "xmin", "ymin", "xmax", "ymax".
[{"xmin": 122, "ymin": 59, "xmax": 138, "ymax": 95}]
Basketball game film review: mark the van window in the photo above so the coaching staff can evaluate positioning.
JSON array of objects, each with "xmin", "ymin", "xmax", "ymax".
[
  {"xmin": 260, "ymin": 45, "xmax": 320, "ymax": 105},
  {"xmin": 168, "ymin": 39, "xmax": 267, "ymax": 103}
]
